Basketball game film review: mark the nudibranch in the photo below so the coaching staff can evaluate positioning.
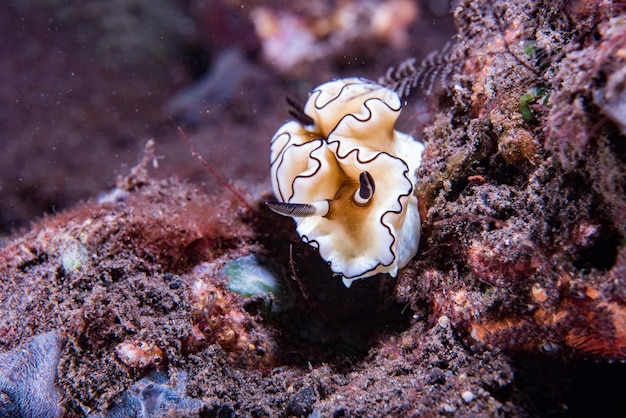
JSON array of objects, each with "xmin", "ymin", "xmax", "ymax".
[{"xmin": 269, "ymin": 77, "xmax": 425, "ymax": 287}]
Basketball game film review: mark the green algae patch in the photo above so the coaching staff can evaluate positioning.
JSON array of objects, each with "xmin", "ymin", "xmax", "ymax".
[{"xmin": 224, "ymin": 254, "xmax": 295, "ymax": 314}]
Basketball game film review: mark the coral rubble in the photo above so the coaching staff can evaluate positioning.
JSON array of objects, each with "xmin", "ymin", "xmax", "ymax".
[{"xmin": 397, "ymin": 0, "xmax": 626, "ymax": 362}]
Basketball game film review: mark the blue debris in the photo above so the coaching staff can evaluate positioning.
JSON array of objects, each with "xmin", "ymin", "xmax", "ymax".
[
  {"xmin": 103, "ymin": 370, "xmax": 202, "ymax": 417},
  {"xmin": 0, "ymin": 332, "xmax": 63, "ymax": 418}
]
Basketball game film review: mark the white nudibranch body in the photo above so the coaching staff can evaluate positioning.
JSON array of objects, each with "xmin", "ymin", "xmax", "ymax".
[{"xmin": 269, "ymin": 77, "xmax": 425, "ymax": 287}]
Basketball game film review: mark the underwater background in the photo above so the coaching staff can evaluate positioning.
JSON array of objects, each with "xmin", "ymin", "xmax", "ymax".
[{"xmin": 1, "ymin": 0, "xmax": 625, "ymax": 416}]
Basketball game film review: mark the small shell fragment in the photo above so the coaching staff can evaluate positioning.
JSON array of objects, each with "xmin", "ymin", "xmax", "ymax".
[{"xmin": 116, "ymin": 340, "xmax": 164, "ymax": 369}]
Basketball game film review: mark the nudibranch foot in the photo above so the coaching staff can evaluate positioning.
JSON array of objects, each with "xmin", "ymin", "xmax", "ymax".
[
  {"xmin": 269, "ymin": 77, "xmax": 425, "ymax": 288},
  {"xmin": 342, "ymin": 276, "xmax": 358, "ymax": 288}
]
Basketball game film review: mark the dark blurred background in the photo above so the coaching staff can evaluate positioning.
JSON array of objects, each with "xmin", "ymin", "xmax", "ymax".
[{"xmin": 0, "ymin": 0, "xmax": 454, "ymax": 236}]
